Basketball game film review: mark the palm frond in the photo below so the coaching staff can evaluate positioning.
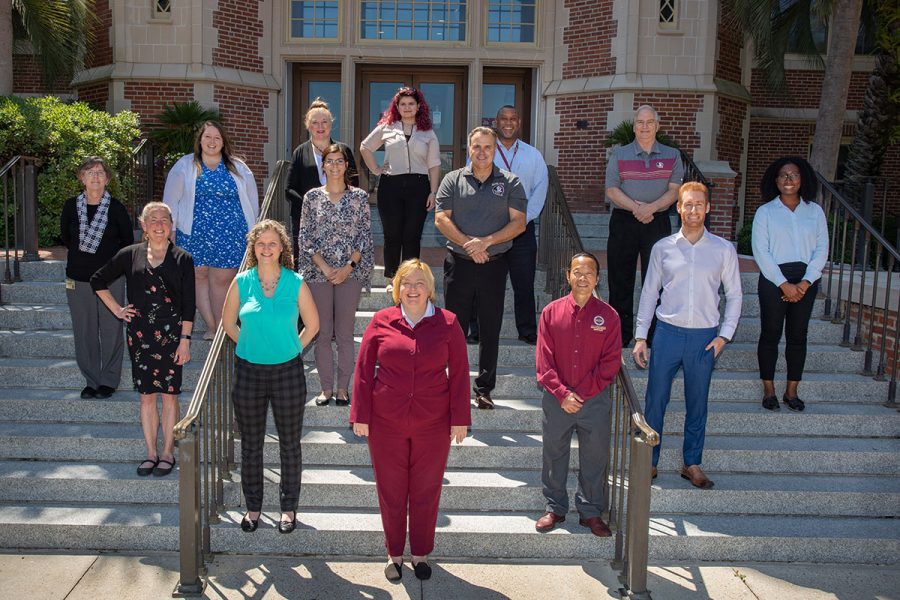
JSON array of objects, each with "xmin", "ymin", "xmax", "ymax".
[{"xmin": 12, "ymin": 0, "xmax": 95, "ymax": 86}]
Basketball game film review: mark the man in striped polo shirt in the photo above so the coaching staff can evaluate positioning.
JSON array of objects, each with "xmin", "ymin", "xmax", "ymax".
[{"xmin": 605, "ymin": 105, "xmax": 683, "ymax": 347}]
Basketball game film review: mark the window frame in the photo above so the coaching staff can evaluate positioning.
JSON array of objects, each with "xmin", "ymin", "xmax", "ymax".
[
  {"xmin": 286, "ymin": 0, "xmax": 343, "ymax": 43},
  {"xmin": 483, "ymin": 0, "xmax": 540, "ymax": 47},
  {"xmin": 355, "ymin": 0, "xmax": 471, "ymax": 46}
]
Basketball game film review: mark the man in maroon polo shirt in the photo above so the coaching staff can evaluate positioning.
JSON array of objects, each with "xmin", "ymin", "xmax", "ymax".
[{"xmin": 534, "ymin": 252, "xmax": 621, "ymax": 537}]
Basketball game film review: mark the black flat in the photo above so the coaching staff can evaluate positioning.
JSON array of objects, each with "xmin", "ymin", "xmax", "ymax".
[
  {"xmin": 412, "ymin": 560, "xmax": 432, "ymax": 580},
  {"xmin": 278, "ymin": 512, "xmax": 297, "ymax": 534},
  {"xmin": 762, "ymin": 395, "xmax": 780, "ymax": 411},
  {"xmin": 384, "ymin": 560, "xmax": 402, "ymax": 581},
  {"xmin": 783, "ymin": 395, "xmax": 805, "ymax": 412},
  {"xmin": 335, "ymin": 392, "xmax": 350, "ymax": 407},
  {"xmin": 136, "ymin": 458, "xmax": 158, "ymax": 477},
  {"xmin": 153, "ymin": 458, "xmax": 176, "ymax": 477},
  {"xmin": 80, "ymin": 386, "xmax": 97, "ymax": 399},
  {"xmin": 240, "ymin": 513, "xmax": 259, "ymax": 532},
  {"xmin": 315, "ymin": 392, "xmax": 333, "ymax": 406}
]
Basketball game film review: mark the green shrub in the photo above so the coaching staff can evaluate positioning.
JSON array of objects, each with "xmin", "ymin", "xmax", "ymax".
[
  {"xmin": 148, "ymin": 101, "xmax": 222, "ymax": 170},
  {"xmin": 0, "ymin": 96, "xmax": 141, "ymax": 246},
  {"xmin": 737, "ymin": 220, "xmax": 753, "ymax": 256},
  {"xmin": 603, "ymin": 119, "xmax": 680, "ymax": 148}
]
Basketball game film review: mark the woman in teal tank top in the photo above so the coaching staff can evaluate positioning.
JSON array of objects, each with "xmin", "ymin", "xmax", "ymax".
[{"xmin": 222, "ymin": 220, "xmax": 320, "ymax": 534}]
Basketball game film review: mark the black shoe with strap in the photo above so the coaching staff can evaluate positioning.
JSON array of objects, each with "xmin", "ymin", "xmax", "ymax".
[{"xmin": 783, "ymin": 395, "xmax": 805, "ymax": 412}]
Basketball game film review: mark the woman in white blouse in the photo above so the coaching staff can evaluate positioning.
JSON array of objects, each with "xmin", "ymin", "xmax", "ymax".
[
  {"xmin": 360, "ymin": 87, "xmax": 441, "ymax": 291},
  {"xmin": 751, "ymin": 157, "xmax": 828, "ymax": 412}
]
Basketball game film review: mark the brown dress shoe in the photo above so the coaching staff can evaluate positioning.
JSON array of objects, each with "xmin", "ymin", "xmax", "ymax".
[
  {"xmin": 535, "ymin": 511, "xmax": 565, "ymax": 532},
  {"xmin": 579, "ymin": 516, "xmax": 612, "ymax": 537},
  {"xmin": 651, "ymin": 466, "xmax": 658, "ymax": 480},
  {"xmin": 680, "ymin": 464, "xmax": 714, "ymax": 489},
  {"xmin": 475, "ymin": 393, "xmax": 495, "ymax": 409}
]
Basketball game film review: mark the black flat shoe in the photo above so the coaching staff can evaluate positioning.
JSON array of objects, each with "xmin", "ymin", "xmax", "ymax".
[
  {"xmin": 412, "ymin": 560, "xmax": 432, "ymax": 580},
  {"xmin": 278, "ymin": 512, "xmax": 297, "ymax": 534},
  {"xmin": 153, "ymin": 458, "xmax": 176, "ymax": 477},
  {"xmin": 315, "ymin": 392, "xmax": 333, "ymax": 406},
  {"xmin": 783, "ymin": 395, "xmax": 805, "ymax": 412},
  {"xmin": 762, "ymin": 395, "xmax": 780, "ymax": 411},
  {"xmin": 240, "ymin": 512, "xmax": 259, "ymax": 532},
  {"xmin": 384, "ymin": 559, "xmax": 402, "ymax": 581},
  {"xmin": 80, "ymin": 386, "xmax": 97, "ymax": 399},
  {"xmin": 335, "ymin": 392, "xmax": 350, "ymax": 407},
  {"xmin": 95, "ymin": 385, "xmax": 115, "ymax": 399},
  {"xmin": 136, "ymin": 458, "xmax": 158, "ymax": 477}
]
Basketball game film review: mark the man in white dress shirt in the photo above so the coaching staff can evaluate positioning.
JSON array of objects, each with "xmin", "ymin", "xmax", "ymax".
[{"xmin": 631, "ymin": 181, "xmax": 742, "ymax": 489}]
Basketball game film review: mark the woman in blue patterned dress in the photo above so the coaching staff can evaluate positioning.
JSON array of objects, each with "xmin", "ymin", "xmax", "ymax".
[
  {"xmin": 298, "ymin": 144, "xmax": 374, "ymax": 407},
  {"xmin": 164, "ymin": 121, "xmax": 259, "ymax": 339}
]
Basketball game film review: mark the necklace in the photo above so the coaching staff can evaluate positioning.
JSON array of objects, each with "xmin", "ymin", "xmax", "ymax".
[{"xmin": 259, "ymin": 274, "xmax": 280, "ymax": 292}]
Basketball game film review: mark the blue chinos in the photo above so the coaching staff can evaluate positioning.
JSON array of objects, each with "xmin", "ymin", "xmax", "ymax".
[{"xmin": 644, "ymin": 320, "xmax": 717, "ymax": 468}]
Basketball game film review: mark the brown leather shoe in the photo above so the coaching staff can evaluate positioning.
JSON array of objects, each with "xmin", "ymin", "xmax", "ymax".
[
  {"xmin": 651, "ymin": 466, "xmax": 658, "ymax": 480},
  {"xmin": 680, "ymin": 464, "xmax": 714, "ymax": 489},
  {"xmin": 474, "ymin": 393, "xmax": 495, "ymax": 410},
  {"xmin": 535, "ymin": 511, "xmax": 565, "ymax": 532},
  {"xmin": 579, "ymin": 516, "xmax": 612, "ymax": 537}
]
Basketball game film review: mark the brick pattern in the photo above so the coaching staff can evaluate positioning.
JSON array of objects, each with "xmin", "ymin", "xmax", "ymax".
[
  {"xmin": 213, "ymin": 0, "xmax": 264, "ymax": 72},
  {"xmin": 213, "ymin": 84, "xmax": 270, "ymax": 197},
  {"xmin": 553, "ymin": 94, "xmax": 614, "ymax": 212},
  {"xmin": 707, "ymin": 174, "xmax": 738, "ymax": 240},
  {"xmin": 12, "ymin": 53, "xmax": 72, "ymax": 94},
  {"xmin": 85, "ymin": 0, "xmax": 113, "ymax": 69},
  {"xmin": 76, "ymin": 82, "xmax": 110, "ymax": 110},
  {"xmin": 123, "ymin": 81, "xmax": 196, "ymax": 131},
  {"xmin": 842, "ymin": 301, "xmax": 900, "ymax": 379},
  {"xmin": 750, "ymin": 69, "xmax": 870, "ymax": 110},
  {"xmin": 744, "ymin": 120, "xmax": 815, "ymax": 218},
  {"xmin": 633, "ymin": 93, "xmax": 703, "ymax": 153},
  {"xmin": 715, "ymin": 5, "xmax": 742, "ymax": 84},
  {"xmin": 562, "ymin": 0, "xmax": 616, "ymax": 78}
]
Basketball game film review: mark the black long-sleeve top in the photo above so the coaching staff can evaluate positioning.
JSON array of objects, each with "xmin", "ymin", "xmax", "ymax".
[
  {"xmin": 90, "ymin": 241, "xmax": 196, "ymax": 323},
  {"xmin": 59, "ymin": 196, "xmax": 134, "ymax": 281},
  {"xmin": 285, "ymin": 139, "xmax": 359, "ymax": 220}
]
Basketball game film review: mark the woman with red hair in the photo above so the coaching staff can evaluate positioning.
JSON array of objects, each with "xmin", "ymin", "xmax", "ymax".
[{"xmin": 360, "ymin": 87, "xmax": 441, "ymax": 290}]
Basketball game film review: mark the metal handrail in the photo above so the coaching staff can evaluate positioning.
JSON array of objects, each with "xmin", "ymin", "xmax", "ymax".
[
  {"xmin": 1, "ymin": 156, "xmax": 42, "ymax": 297},
  {"xmin": 539, "ymin": 164, "xmax": 659, "ymax": 599},
  {"xmin": 681, "ymin": 150, "xmax": 715, "ymax": 189},
  {"xmin": 817, "ymin": 173, "xmax": 900, "ymax": 407},
  {"xmin": 173, "ymin": 160, "xmax": 290, "ymax": 596},
  {"xmin": 119, "ymin": 139, "xmax": 155, "ymax": 229}
]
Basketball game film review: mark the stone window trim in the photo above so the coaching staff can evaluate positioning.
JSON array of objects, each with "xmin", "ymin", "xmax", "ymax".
[
  {"xmin": 358, "ymin": 1, "xmax": 468, "ymax": 44},
  {"xmin": 288, "ymin": 0, "xmax": 341, "ymax": 42},
  {"xmin": 485, "ymin": 0, "xmax": 539, "ymax": 47},
  {"xmin": 150, "ymin": 0, "xmax": 173, "ymax": 22},
  {"xmin": 658, "ymin": 0, "xmax": 680, "ymax": 35}
]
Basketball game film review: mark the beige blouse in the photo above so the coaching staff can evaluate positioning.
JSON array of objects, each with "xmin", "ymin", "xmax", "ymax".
[{"xmin": 360, "ymin": 122, "xmax": 441, "ymax": 175}]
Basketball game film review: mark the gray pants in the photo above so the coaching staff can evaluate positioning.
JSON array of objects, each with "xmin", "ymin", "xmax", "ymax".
[
  {"xmin": 66, "ymin": 277, "xmax": 125, "ymax": 390},
  {"xmin": 307, "ymin": 278, "xmax": 363, "ymax": 392},
  {"xmin": 541, "ymin": 389, "xmax": 612, "ymax": 519}
]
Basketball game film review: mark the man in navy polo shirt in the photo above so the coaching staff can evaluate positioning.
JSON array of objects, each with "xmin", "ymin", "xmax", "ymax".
[
  {"xmin": 435, "ymin": 126, "xmax": 527, "ymax": 409},
  {"xmin": 605, "ymin": 105, "xmax": 683, "ymax": 347}
]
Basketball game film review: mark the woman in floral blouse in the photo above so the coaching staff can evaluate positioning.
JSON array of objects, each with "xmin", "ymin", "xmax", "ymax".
[{"xmin": 298, "ymin": 144, "xmax": 374, "ymax": 407}]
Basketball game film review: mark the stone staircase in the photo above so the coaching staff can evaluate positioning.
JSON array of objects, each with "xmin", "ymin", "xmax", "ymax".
[
  {"xmin": 0, "ymin": 259, "xmax": 899, "ymax": 564},
  {"xmin": 573, "ymin": 211, "xmax": 680, "ymax": 253}
]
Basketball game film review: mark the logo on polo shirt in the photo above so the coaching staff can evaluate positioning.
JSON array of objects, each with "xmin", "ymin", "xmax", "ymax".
[
  {"xmin": 592, "ymin": 315, "xmax": 606, "ymax": 332},
  {"xmin": 491, "ymin": 182, "xmax": 505, "ymax": 196},
  {"xmin": 655, "ymin": 161, "xmax": 664, "ymax": 169}
]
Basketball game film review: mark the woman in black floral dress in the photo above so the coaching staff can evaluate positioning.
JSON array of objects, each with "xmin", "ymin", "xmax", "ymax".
[{"xmin": 92, "ymin": 202, "xmax": 196, "ymax": 477}]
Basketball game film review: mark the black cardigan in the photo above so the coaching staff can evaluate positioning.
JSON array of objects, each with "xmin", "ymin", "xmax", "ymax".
[
  {"xmin": 90, "ymin": 241, "xmax": 196, "ymax": 322},
  {"xmin": 285, "ymin": 139, "xmax": 359, "ymax": 220},
  {"xmin": 59, "ymin": 196, "xmax": 134, "ymax": 281}
]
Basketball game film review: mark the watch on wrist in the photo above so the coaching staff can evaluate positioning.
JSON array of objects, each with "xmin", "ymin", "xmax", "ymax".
[{"xmin": 180, "ymin": 334, "xmax": 191, "ymax": 340}]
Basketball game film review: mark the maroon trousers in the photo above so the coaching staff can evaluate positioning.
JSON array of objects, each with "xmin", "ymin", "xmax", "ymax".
[{"xmin": 368, "ymin": 418, "xmax": 452, "ymax": 556}]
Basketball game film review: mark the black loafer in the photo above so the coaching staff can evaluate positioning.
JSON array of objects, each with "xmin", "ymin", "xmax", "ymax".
[
  {"xmin": 278, "ymin": 512, "xmax": 297, "ymax": 534},
  {"xmin": 95, "ymin": 385, "xmax": 115, "ymax": 399},
  {"xmin": 517, "ymin": 333, "xmax": 538, "ymax": 345},
  {"xmin": 315, "ymin": 392, "xmax": 332, "ymax": 406},
  {"xmin": 466, "ymin": 333, "xmax": 479, "ymax": 344},
  {"xmin": 335, "ymin": 393, "xmax": 350, "ymax": 407},
  {"xmin": 240, "ymin": 513, "xmax": 259, "ymax": 532},
  {"xmin": 80, "ymin": 386, "xmax": 97, "ymax": 399},
  {"xmin": 384, "ymin": 560, "xmax": 402, "ymax": 581},
  {"xmin": 412, "ymin": 561, "xmax": 432, "ymax": 580},
  {"xmin": 153, "ymin": 458, "xmax": 176, "ymax": 477},
  {"xmin": 762, "ymin": 395, "xmax": 780, "ymax": 411},
  {"xmin": 783, "ymin": 395, "xmax": 805, "ymax": 412},
  {"xmin": 475, "ymin": 393, "xmax": 494, "ymax": 410},
  {"xmin": 137, "ymin": 458, "xmax": 158, "ymax": 477}
]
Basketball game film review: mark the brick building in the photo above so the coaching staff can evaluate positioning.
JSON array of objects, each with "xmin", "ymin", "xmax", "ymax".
[{"xmin": 11, "ymin": 0, "xmax": 898, "ymax": 241}]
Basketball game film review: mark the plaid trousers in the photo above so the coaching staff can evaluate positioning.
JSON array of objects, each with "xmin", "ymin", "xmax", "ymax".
[{"xmin": 232, "ymin": 354, "xmax": 307, "ymax": 512}]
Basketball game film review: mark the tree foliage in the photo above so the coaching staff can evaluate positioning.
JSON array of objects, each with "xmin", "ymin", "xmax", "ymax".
[
  {"xmin": 148, "ymin": 101, "xmax": 222, "ymax": 169},
  {"xmin": 603, "ymin": 119, "xmax": 680, "ymax": 148},
  {"xmin": 0, "ymin": 96, "xmax": 141, "ymax": 246}
]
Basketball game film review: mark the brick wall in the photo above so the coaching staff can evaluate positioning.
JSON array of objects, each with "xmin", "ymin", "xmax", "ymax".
[
  {"xmin": 843, "ymin": 301, "xmax": 900, "ymax": 381},
  {"xmin": 213, "ymin": 0, "xmax": 264, "ymax": 73},
  {"xmin": 85, "ymin": 0, "xmax": 113, "ymax": 69},
  {"xmin": 634, "ymin": 93, "xmax": 703, "ymax": 154},
  {"xmin": 750, "ymin": 69, "xmax": 870, "ymax": 110},
  {"xmin": 562, "ymin": 0, "xmax": 616, "ymax": 78},
  {"xmin": 553, "ymin": 94, "xmax": 614, "ymax": 212},
  {"xmin": 76, "ymin": 82, "xmax": 110, "ymax": 110},
  {"xmin": 123, "ymin": 81, "xmax": 196, "ymax": 130},
  {"xmin": 744, "ymin": 120, "xmax": 814, "ymax": 218},
  {"xmin": 213, "ymin": 84, "xmax": 270, "ymax": 196},
  {"xmin": 12, "ymin": 53, "xmax": 72, "ymax": 95},
  {"xmin": 715, "ymin": 5, "xmax": 742, "ymax": 84},
  {"xmin": 707, "ymin": 174, "xmax": 738, "ymax": 240}
]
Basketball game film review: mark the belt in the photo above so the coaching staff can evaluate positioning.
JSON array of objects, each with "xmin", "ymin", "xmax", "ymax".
[{"xmin": 450, "ymin": 251, "xmax": 505, "ymax": 263}]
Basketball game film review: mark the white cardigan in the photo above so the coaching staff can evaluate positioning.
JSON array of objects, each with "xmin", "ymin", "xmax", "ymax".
[{"xmin": 162, "ymin": 154, "xmax": 259, "ymax": 236}]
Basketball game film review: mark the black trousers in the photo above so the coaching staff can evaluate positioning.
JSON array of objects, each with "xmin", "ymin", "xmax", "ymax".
[
  {"xmin": 607, "ymin": 209, "xmax": 671, "ymax": 346},
  {"xmin": 757, "ymin": 262, "xmax": 819, "ymax": 381},
  {"xmin": 468, "ymin": 220, "xmax": 538, "ymax": 339},
  {"xmin": 232, "ymin": 355, "xmax": 307, "ymax": 512},
  {"xmin": 378, "ymin": 173, "xmax": 430, "ymax": 278},
  {"xmin": 443, "ymin": 251, "xmax": 508, "ymax": 395}
]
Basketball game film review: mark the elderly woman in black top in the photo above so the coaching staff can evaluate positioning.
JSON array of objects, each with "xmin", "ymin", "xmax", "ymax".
[
  {"xmin": 92, "ymin": 202, "xmax": 196, "ymax": 477},
  {"xmin": 59, "ymin": 156, "xmax": 134, "ymax": 399}
]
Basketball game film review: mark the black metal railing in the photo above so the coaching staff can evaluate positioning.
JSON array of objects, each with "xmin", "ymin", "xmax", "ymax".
[
  {"xmin": 818, "ymin": 173, "xmax": 900, "ymax": 408},
  {"xmin": 680, "ymin": 150, "xmax": 715, "ymax": 190},
  {"xmin": 119, "ymin": 139, "xmax": 156, "ymax": 230},
  {"xmin": 0, "ymin": 156, "xmax": 41, "ymax": 301},
  {"xmin": 173, "ymin": 160, "xmax": 290, "ymax": 596},
  {"xmin": 539, "ymin": 165, "xmax": 659, "ymax": 598}
]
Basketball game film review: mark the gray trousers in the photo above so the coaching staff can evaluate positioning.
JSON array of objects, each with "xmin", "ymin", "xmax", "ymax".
[
  {"xmin": 541, "ymin": 389, "xmax": 612, "ymax": 519},
  {"xmin": 307, "ymin": 278, "xmax": 363, "ymax": 392},
  {"xmin": 66, "ymin": 277, "xmax": 125, "ymax": 390}
]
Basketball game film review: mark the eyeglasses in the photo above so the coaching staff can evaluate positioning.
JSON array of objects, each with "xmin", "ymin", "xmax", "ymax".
[
  {"xmin": 323, "ymin": 159, "xmax": 346, "ymax": 166},
  {"xmin": 680, "ymin": 203, "xmax": 706, "ymax": 212},
  {"xmin": 83, "ymin": 170, "xmax": 107, "ymax": 178},
  {"xmin": 777, "ymin": 172, "xmax": 801, "ymax": 182}
]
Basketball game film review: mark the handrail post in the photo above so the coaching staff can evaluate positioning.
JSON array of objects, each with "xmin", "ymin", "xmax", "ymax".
[
  {"xmin": 19, "ymin": 162, "xmax": 40, "ymax": 262},
  {"xmin": 622, "ymin": 432, "xmax": 654, "ymax": 600},
  {"xmin": 173, "ymin": 425, "xmax": 206, "ymax": 597}
]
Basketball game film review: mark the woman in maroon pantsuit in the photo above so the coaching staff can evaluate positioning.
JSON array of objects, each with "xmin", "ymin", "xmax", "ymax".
[{"xmin": 351, "ymin": 258, "xmax": 470, "ymax": 582}]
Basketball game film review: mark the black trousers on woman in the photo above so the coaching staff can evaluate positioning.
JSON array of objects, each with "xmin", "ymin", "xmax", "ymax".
[
  {"xmin": 232, "ymin": 355, "xmax": 307, "ymax": 512},
  {"xmin": 757, "ymin": 262, "xmax": 819, "ymax": 381},
  {"xmin": 377, "ymin": 173, "xmax": 430, "ymax": 278}
]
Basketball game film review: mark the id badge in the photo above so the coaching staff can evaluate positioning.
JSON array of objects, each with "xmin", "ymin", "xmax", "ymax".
[{"xmin": 65, "ymin": 278, "xmax": 76, "ymax": 290}]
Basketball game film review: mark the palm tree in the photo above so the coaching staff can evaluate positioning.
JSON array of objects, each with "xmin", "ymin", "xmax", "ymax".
[
  {"xmin": 725, "ymin": 0, "xmax": 865, "ymax": 183},
  {"xmin": 0, "ymin": 0, "xmax": 94, "ymax": 96}
]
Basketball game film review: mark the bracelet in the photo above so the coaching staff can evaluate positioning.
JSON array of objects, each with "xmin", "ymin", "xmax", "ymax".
[{"xmin": 180, "ymin": 334, "xmax": 192, "ymax": 340}]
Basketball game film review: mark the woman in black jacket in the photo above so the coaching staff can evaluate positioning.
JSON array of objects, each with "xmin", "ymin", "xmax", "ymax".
[
  {"xmin": 285, "ymin": 98, "xmax": 358, "ymax": 265},
  {"xmin": 60, "ymin": 157, "xmax": 134, "ymax": 400},
  {"xmin": 91, "ymin": 202, "xmax": 196, "ymax": 477}
]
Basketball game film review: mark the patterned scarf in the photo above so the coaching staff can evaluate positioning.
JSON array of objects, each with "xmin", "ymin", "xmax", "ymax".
[{"xmin": 77, "ymin": 191, "xmax": 111, "ymax": 254}]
